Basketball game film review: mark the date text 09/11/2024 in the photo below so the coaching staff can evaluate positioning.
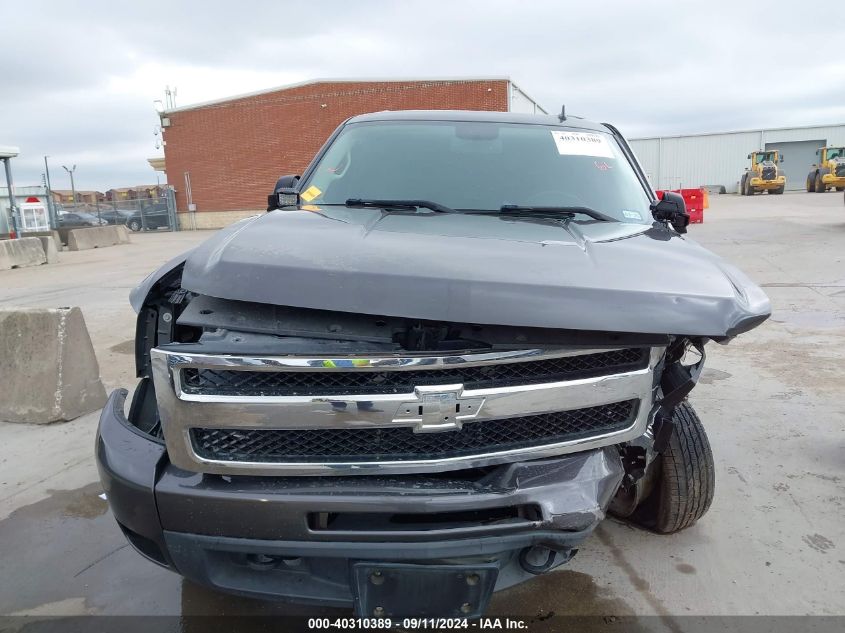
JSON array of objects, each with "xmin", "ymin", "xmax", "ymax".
[{"xmin": 307, "ymin": 618, "xmax": 529, "ymax": 629}]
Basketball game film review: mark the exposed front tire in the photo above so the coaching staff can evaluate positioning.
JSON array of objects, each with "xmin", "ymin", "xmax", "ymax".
[
  {"xmin": 771, "ymin": 186, "xmax": 784, "ymax": 195},
  {"xmin": 128, "ymin": 220, "xmax": 142, "ymax": 232},
  {"xmin": 815, "ymin": 173, "xmax": 826, "ymax": 193},
  {"xmin": 613, "ymin": 401, "xmax": 715, "ymax": 534},
  {"xmin": 836, "ymin": 187, "xmax": 844, "ymax": 192},
  {"xmin": 806, "ymin": 175, "xmax": 814, "ymax": 192}
]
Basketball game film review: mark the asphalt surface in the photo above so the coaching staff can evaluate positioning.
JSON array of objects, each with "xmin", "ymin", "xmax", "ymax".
[{"xmin": 1, "ymin": 194, "xmax": 843, "ymax": 628}]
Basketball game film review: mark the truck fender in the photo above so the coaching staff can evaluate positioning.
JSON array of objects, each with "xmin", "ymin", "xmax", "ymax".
[{"xmin": 129, "ymin": 251, "xmax": 191, "ymax": 314}]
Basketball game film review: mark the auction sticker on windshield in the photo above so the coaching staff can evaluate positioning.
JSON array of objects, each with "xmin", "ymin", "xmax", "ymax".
[
  {"xmin": 301, "ymin": 185, "xmax": 322, "ymax": 202},
  {"xmin": 551, "ymin": 131, "xmax": 614, "ymax": 158}
]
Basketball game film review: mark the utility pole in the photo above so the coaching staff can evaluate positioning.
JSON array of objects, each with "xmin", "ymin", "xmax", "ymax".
[
  {"xmin": 62, "ymin": 164, "xmax": 77, "ymax": 208},
  {"xmin": 44, "ymin": 156, "xmax": 57, "ymax": 228},
  {"xmin": 2, "ymin": 156, "xmax": 20, "ymax": 237}
]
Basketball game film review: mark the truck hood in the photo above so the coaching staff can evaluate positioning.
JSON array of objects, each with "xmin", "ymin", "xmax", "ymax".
[{"xmin": 177, "ymin": 208, "xmax": 770, "ymax": 338}]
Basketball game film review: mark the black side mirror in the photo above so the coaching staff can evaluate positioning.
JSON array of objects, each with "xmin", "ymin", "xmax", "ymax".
[
  {"xmin": 651, "ymin": 191, "xmax": 689, "ymax": 234},
  {"xmin": 267, "ymin": 174, "xmax": 301, "ymax": 211},
  {"xmin": 780, "ymin": 154, "xmax": 785, "ymax": 161}
]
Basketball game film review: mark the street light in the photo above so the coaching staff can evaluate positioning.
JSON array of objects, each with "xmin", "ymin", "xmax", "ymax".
[
  {"xmin": 44, "ymin": 156, "xmax": 57, "ymax": 228},
  {"xmin": 62, "ymin": 164, "xmax": 77, "ymax": 207}
]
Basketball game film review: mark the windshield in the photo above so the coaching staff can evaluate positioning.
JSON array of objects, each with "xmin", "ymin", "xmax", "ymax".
[
  {"xmin": 827, "ymin": 148, "xmax": 844, "ymax": 160},
  {"xmin": 300, "ymin": 121, "xmax": 653, "ymax": 224},
  {"xmin": 755, "ymin": 153, "xmax": 776, "ymax": 164}
]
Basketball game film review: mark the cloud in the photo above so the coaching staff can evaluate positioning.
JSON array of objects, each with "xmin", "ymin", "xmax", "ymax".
[{"xmin": 1, "ymin": 0, "xmax": 840, "ymax": 189}]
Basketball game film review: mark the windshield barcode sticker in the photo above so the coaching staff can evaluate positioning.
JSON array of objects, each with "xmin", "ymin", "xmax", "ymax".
[{"xmin": 551, "ymin": 131, "xmax": 614, "ymax": 158}]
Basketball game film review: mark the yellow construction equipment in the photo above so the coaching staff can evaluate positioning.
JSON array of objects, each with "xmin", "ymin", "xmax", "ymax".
[
  {"xmin": 806, "ymin": 146, "xmax": 845, "ymax": 192},
  {"xmin": 741, "ymin": 150, "xmax": 786, "ymax": 195}
]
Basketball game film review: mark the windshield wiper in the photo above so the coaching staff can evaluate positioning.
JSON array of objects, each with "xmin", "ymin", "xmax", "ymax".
[
  {"xmin": 345, "ymin": 198, "xmax": 457, "ymax": 214},
  {"xmin": 497, "ymin": 205, "xmax": 617, "ymax": 222}
]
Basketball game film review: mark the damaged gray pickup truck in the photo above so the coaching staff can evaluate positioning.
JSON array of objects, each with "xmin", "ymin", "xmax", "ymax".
[{"xmin": 96, "ymin": 110, "xmax": 770, "ymax": 617}]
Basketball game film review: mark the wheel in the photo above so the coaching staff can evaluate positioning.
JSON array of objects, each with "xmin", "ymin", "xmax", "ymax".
[
  {"xmin": 815, "ymin": 173, "xmax": 826, "ymax": 193},
  {"xmin": 806, "ymin": 175, "xmax": 814, "ymax": 192},
  {"xmin": 613, "ymin": 401, "xmax": 715, "ymax": 534},
  {"xmin": 772, "ymin": 186, "xmax": 784, "ymax": 195},
  {"xmin": 745, "ymin": 178, "xmax": 755, "ymax": 196},
  {"xmin": 128, "ymin": 219, "xmax": 142, "ymax": 232},
  {"xmin": 739, "ymin": 175, "xmax": 747, "ymax": 195},
  {"xmin": 836, "ymin": 187, "xmax": 844, "ymax": 192}
]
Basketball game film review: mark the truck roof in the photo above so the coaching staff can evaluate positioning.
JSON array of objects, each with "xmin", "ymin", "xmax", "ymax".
[{"xmin": 347, "ymin": 109, "xmax": 610, "ymax": 133}]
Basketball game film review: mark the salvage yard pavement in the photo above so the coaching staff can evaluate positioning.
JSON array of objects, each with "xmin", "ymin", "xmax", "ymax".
[{"xmin": 0, "ymin": 195, "xmax": 843, "ymax": 622}]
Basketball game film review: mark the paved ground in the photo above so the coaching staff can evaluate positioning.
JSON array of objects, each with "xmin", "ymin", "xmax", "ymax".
[{"xmin": 1, "ymin": 194, "xmax": 843, "ymax": 626}]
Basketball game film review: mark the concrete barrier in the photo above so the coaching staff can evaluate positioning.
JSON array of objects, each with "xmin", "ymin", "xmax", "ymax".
[
  {"xmin": 0, "ymin": 307, "xmax": 107, "ymax": 424},
  {"xmin": 114, "ymin": 224, "xmax": 130, "ymax": 244},
  {"xmin": 67, "ymin": 226, "xmax": 131, "ymax": 251},
  {"xmin": 37, "ymin": 236, "xmax": 60, "ymax": 263},
  {"xmin": 55, "ymin": 227, "xmax": 72, "ymax": 247},
  {"xmin": 21, "ymin": 229, "xmax": 62, "ymax": 246},
  {"xmin": 0, "ymin": 237, "xmax": 48, "ymax": 270}
]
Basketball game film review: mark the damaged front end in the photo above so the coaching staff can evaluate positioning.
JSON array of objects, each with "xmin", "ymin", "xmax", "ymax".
[{"xmin": 97, "ymin": 253, "xmax": 728, "ymax": 613}]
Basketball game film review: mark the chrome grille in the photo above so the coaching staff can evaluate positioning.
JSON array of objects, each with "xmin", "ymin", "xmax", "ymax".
[
  {"xmin": 192, "ymin": 400, "xmax": 637, "ymax": 463},
  {"xmin": 152, "ymin": 346, "xmax": 662, "ymax": 476},
  {"xmin": 180, "ymin": 348, "xmax": 648, "ymax": 397}
]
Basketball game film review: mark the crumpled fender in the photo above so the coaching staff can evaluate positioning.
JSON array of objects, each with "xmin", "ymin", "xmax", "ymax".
[{"xmin": 129, "ymin": 251, "xmax": 191, "ymax": 313}]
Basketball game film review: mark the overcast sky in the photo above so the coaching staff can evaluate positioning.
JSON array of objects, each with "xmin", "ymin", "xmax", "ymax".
[{"xmin": 2, "ymin": 0, "xmax": 843, "ymax": 191}]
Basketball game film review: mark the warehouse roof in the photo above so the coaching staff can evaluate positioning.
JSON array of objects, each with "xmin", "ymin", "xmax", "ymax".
[
  {"xmin": 162, "ymin": 76, "xmax": 539, "ymax": 114},
  {"xmin": 632, "ymin": 121, "xmax": 845, "ymax": 141}
]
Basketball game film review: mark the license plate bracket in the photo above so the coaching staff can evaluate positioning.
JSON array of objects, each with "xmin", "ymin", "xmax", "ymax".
[{"xmin": 351, "ymin": 562, "xmax": 498, "ymax": 618}]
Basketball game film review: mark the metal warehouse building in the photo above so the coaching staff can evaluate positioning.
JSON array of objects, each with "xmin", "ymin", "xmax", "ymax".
[{"xmin": 630, "ymin": 123, "xmax": 845, "ymax": 193}]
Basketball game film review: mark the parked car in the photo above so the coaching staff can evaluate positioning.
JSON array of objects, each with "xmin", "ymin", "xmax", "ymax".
[
  {"xmin": 56, "ymin": 211, "xmax": 107, "ymax": 227},
  {"xmin": 125, "ymin": 203, "xmax": 171, "ymax": 231},
  {"xmin": 95, "ymin": 208, "xmax": 134, "ymax": 225},
  {"xmin": 96, "ymin": 110, "xmax": 771, "ymax": 618}
]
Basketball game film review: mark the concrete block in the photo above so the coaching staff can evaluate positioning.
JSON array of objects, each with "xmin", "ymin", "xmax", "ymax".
[
  {"xmin": 67, "ymin": 226, "xmax": 128, "ymax": 251},
  {"xmin": 0, "ymin": 307, "xmax": 107, "ymax": 424},
  {"xmin": 37, "ymin": 236, "xmax": 59, "ymax": 263},
  {"xmin": 56, "ymin": 228, "xmax": 71, "ymax": 247},
  {"xmin": 0, "ymin": 237, "xmax": 47, "ymax": 270},
  {"xmin": 114, "ymin": 224, "xmax": 130, "ymax": 244}
]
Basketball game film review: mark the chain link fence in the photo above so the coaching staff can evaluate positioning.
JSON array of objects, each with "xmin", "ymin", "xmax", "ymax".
[{"xmin": 55, "ymin": 189, "xmax": 178, "ymax": 233}]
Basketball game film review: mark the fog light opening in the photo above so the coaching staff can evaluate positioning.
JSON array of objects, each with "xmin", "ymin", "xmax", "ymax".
[{"xmin": 518, "ymin": 546, "xmax": 557, "ymax": 575}]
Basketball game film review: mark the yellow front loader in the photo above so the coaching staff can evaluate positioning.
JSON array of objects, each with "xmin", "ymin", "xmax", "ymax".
[
  {"xmin": 741, "ymin": 150, "xmax": 786, "ymax": 195},
  {"xmin": 806, "ymin": 146, "xmax": 845, "ymax": 192}
]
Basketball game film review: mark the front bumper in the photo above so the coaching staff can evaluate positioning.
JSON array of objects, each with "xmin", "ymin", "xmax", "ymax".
[
  {"xmin": 749, "ymin": 176, "xmax": 786, "ymax": 189},
  {"xmin": 821, "ymin": 173, "xmax": 845, "ymax": 187},
  {"xmin": 97, "ymin": 389, "xmax": 624, "ymax": 610}
]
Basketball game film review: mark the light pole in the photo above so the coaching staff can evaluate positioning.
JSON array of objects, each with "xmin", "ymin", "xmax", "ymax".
[
  {"xmin": 44, "ymin": 156, "xmax": 57, "ymax": 228},
  {"xmin": 62, "ymin": 164, "xmax": 77, "ymax": 208},
  {"xmin": 1, "ymin": 146, "xmax": 21, "ymax": 237}
]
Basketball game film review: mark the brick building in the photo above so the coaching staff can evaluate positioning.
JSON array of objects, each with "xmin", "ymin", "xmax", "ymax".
[
  {"xmin": 51, "ymin": 190, "xmax": 104, "ymax": 204},
  {"xmin": 106, "ymin": 185, "xmax": 165, "ymax": 201},
  {"xmin": 155, "ymin": 78, "xmax": 545, "ymax": 229}
]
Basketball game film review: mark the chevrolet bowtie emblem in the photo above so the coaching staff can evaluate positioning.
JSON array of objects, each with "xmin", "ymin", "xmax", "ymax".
[{"xmin": 394, "ymin": 384, "xmax": 485, "ymax": 433}]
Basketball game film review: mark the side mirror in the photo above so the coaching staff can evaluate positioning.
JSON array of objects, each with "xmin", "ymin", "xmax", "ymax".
[
  {"xmin": 780, "ymin": 154, "xmax": 785, "ymax": 161},
  {"xmin": 267, "ymin": 174, "xmax": 301, "ymax": 211},
  {"xmin": 651, "ymin": 191, "xmax": 689, "ymax": 234}
]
